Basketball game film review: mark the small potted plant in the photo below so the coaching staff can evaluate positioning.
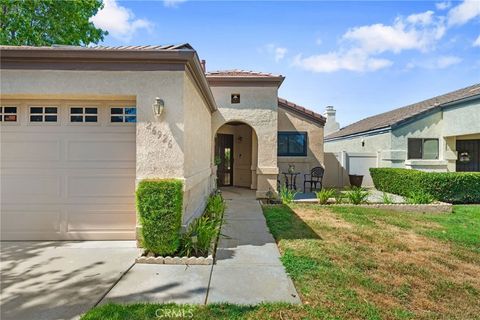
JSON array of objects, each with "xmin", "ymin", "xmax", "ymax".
[{"xmin": 288, "ymin": 164, "xmax": 296, "ymax": 174}]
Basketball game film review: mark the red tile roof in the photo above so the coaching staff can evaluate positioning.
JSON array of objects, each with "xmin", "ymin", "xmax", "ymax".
[
  {"xmin": 206, "ymin": 69, "xmax": 282, "ymax": 78},
  {"xmin": 278, "ymin": 98, "xmax": 326, "ymax": 126}
]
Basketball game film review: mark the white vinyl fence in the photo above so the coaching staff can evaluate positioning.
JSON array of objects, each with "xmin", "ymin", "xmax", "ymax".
[{"xmin": 323, "ymin": 152, "xmax": 379, "ymax": 188}]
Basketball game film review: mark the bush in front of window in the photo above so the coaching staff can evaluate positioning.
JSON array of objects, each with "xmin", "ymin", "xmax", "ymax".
[
  {"xmin": 370, "ymin": 168, "xmax": 480, "ymax": 204},
  {"xmin": 136, "ymin": 179, "xmax": 183, "ymax": 255}
]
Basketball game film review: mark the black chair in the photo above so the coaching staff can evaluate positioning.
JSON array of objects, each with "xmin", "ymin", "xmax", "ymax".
[{"xmin": 304, "ymin": 166, "xmax": 325, "ymax": 192}]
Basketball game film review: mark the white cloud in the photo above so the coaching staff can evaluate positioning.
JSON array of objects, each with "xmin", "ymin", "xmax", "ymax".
[
  {"xmin": 447, "ymin": 0, "xmax": 480, "ymax": 26},
  {"xmin": 315, "ymin": 37, "xmax": 323, "ymax": 45},
  {"xmin": 436, "ymin": 1, "xmax": 451, "ymax": 10},
  {"xmin": 343, "ymin": 12, "xmax": 445, "ymax": 54},
  {"xmin": 407, "ymin": 55, "xmax": 462, "ymax": 69},
  {"xmin": 474, "ymin": 35, "xmax": 480, "ymax": 47},
  {"xmin": 274, "ymin": 47, "xmax": 287, "ymax": 62},
  {"xmin": 164, "ymin": 0, "xmax": 187, "ymax": 8},
  {"xmin": 263, "ymin": 44, "xmax": 288, "ymax": 62},
  {"xmin": 293, "ymin": 50, "xmax": 393, "ymax": 73},
  {"xmin": 90, "ymin": 0, "xmax": 153, "ymax": 42}
]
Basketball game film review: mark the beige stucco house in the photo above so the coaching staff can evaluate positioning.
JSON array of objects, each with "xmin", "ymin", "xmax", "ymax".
[
  {"xmin": 324, "ymin": 84, "xmax": 480, "ymax": 187},
  {"xmin": 0, "ymin": 44, "xmax": 325, "ymax": 241}
]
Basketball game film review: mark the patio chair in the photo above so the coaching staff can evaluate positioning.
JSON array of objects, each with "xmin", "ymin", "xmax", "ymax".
[{"xmin": 304, "ymin": 166, "xmax": 324, "ymax": 192}]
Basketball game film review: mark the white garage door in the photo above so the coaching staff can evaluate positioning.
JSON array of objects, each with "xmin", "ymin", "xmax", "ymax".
[{"xmin": 1, "ymin": 99, "xmax": 137, "ymax": 240}]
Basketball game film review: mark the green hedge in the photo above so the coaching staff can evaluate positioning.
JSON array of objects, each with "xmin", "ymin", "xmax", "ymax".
[
  {"xmin": 370, "ymin": 168, "xmax": 480, "ymax": 204},
  {"xmin": 136, "ymin": 179, "xmax": 183, "ymax": 255}
]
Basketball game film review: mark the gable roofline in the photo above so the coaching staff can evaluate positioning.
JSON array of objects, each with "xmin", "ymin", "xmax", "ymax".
[
  {"xmin": 278, "ymin": 97, "xmax": 326, "ymax": 126},
  {"xmin": 206, "ymin": 70, "xmax": 285, "ymax": 88},
  {"xmin": 325, "ymin": 83, "xmax": 480, "ymax": 141},
  {"xmin": 0, "ymin": 44, "xmax": 217, "ymax": 112}
]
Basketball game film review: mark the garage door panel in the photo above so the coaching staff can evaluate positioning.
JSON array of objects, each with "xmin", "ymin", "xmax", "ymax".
[
  {"xmin": 1, "ymin": 140, "xmax": 61, "ymax": 161},
  {"xmin": 1, "ymin": 174, "xmax": 62, "ymax": 200},
  {"xmin": 1, "ymin": 209, "xmax": 62, "ymax": 238},
  {"xmin": 66, "ymin": 210, "xmax": 136, "ymax": 232},
  {"xmin": 66, "ymin": 140, "xmax": 135, "ymax": 161},
  {"xmin": 67, "ymin": 175, "xmax": 135, "ymax": 198}
]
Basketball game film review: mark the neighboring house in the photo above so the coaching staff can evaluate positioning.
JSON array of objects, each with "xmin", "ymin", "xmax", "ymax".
[
  {"xmin": 0, "ymin": 45, "xmax": 325, "ymax": 241},
  {"xmin": 324, "ymin": 84, "xmax": 480, "ymax": 187}
]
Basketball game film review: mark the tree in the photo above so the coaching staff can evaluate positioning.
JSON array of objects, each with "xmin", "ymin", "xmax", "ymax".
[{"xmin": 0, "ymin": 0, "xmax": 107, "ymax": 46}]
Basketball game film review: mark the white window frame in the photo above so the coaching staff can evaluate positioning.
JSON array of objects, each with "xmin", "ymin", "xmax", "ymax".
[
  {"xmin": 69, "ymin": 106, "xmax": 99, "ymax": 124},
  {"xmin": 0, "ymin": 105, "xmax": 19, "ymax": 124},
  {"xmin": 109, "ymin": 106, "xmax": 137, "ymax": 124},
  {"xmin": 28, "ymin": 106, "xmax": 59, "ymax": 124}
]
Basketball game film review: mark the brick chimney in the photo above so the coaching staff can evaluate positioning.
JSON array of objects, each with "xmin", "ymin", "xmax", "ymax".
[
  {"xmin": 201, "ymin": 59, "xmax": 206, "ymax": 73},
  {"xmin": 323, "ymin": 106, "xmax": 340, "ymax": 136}
]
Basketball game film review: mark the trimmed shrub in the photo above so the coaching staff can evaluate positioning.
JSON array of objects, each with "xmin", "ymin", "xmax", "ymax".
[
  {"xmin": 136, "ymin": 179, "xmax": 183, "ymax": 255},
  {"xmin": 370, "ymin": 168, "xmax": 480, "ymax": 204}
]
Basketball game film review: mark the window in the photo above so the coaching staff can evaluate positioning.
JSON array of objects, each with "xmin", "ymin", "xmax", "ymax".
[
  {"xmin": 0, "ymin": 106, "xmax": 17, "ymax": 122},
  {"xmin": 110, "ymin": 107, "xmax": 136, "ymax": 123},
  {"xmin": 30, "ymin": 106, "xmax": 58, "ymax": 122},
  {"xmin": 278, "ymin": 132, "xmax": 307, "ymax": 156},
  {"xmin": 408, "ymin": 138, "xmax": 439, "ymax": 159},
  {"xmin": 70, "ymin": 107, "xmax": 98, "ymax": 123}
]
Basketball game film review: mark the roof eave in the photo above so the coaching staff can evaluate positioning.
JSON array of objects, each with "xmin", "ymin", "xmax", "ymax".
[
  {"xmin": 324, "ymin": 126, "xmax": 391, "ymax": 142},
  {"xmin": 206, "ymin": 76, "xmax": 285, "ymax": 88},
  {"xmin": 0, "ymin": 46, "xmax": 218, "ymax": 112}
]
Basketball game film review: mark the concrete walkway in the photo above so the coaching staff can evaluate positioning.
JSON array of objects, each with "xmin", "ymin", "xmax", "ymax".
[
  {"xmin": 207, "ymin": 187, "xmax": 300, "ymax": 304},
  {"xmin": 102, "ymin": 187, "xmax": 300, "ymax": 305}
]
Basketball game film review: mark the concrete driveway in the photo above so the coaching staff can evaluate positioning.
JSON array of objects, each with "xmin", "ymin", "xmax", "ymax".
[{"xmin": 0, "ymin": 241, "xmax": 140, "ymax": 320}]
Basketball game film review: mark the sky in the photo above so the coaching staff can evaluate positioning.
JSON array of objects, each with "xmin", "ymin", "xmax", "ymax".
[{"xmin": 90, "ymin": 0, "xmax": 480, "ymax": 126}]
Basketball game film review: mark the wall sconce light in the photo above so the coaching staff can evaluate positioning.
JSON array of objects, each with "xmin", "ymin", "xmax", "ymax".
[
  {"xmin": 361, "ymin": 138, "xmax": 365, "ymax": 147},
  {"xmin": 152, "ymin": 97, "xmax": 165, "ymax": 118}
]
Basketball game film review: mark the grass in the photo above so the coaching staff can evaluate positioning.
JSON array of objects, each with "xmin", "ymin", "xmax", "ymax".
[{"xmin": 82, "ymin": 204, "xmax": 480, "ymax": 320}]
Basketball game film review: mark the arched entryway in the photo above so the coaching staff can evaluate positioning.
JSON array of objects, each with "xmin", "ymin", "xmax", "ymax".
[{"xmin": 214, "ymin": 121, "xmax": 258, "ymax": 189}]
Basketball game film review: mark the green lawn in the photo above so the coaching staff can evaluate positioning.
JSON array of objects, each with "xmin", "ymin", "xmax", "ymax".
[{"xmin": 82, "ymin": 205, "xmax": 480, "ymax": 320}]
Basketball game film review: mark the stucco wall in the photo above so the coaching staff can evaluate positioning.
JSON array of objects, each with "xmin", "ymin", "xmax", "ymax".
[
  {"xmin": 210, "ymin": 86, "xmax": 278, "ymax": 197},
  {"xmin": 443, "ymin": 100, "xmax": 480, "ymax": 137},
  {"xmin": 182, "ymin": 72, "xmax": 213, "ymax": 224},
  {"xmin": 277, "ymin": 107, "xmax": 324, "ymax": 190}
]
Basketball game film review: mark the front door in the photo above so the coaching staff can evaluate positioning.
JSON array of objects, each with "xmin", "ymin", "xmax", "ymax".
[
  {"xmin": 456, "ymin": 140, "xmax": 480, "ymax": 172},
  {"xmin": 215, "ymin": 134, "xmax": 234, "ymax": 186}
]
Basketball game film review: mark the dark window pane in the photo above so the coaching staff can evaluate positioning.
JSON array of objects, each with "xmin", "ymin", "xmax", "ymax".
[
  {"xmin": 111, "ymin": 115, "xmax": 123, "ymax": 122},
  {"xmin": 125, "ymin": 107, "xmax": 136, "ymax": 115},
  {"xmin": 4, "ymin": 107, "xmax": 17, "ymax": 113},
  {"xmin": 71, "ymin": 107, "xmax": 83, "ymax": 114},
  {"xmin": 289, "ymin": 134, "xmax": 305, "ymax": 154},
  {"xmin": 408, "ymin": 139, "xmax": 422, "ymax": 159},
  {"xmin": 278, "ymin": 132, "xmax": 307, "ymax": 156},
  {"xmin": 85, "ymin": 107, "xmax": 97, "ymax": 114},
  {"xmin": 125, "ymin": 116, "xmax": 136, "ymax": 123},
  {"xmin": 71, "ymin": 115, "xmax": 83, "ymax": 122},
  {"xmin": 111, "ymin": 108, "xmax": 123, "ymax": 114},
  {"xmin": 45, "ymin": 115, "xmax": 57, "ymax": 122},
  {"xmin": 4, "ymin": 115, "xmax": 16, "ymax": 122},
  {"xmin": 30, "ymin": 115, "xmax": 43, "ymax": 122},
  {"xmin": 45, "ymin": 107, "xmax": 57, "ymax": 114},
  {"xmin": 278, "ymin": 135, "xmax": 289, "ymax": 155},
  {"xmin": 30, "ymin": 107, "xmax": 43, "ymax": 114},
  {"xmin": 85, "ymin": 116, "xmax": 97, "ymax": 122}
]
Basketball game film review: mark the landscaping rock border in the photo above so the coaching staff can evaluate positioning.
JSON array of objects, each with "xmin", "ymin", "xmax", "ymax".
[
  {"xmin": 262, "ymin": 199, "xmax": 452, "ymax": 213},
  {"xmin": 135, "ymin": 253, "xmax": 214, "ymax": 265}
]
